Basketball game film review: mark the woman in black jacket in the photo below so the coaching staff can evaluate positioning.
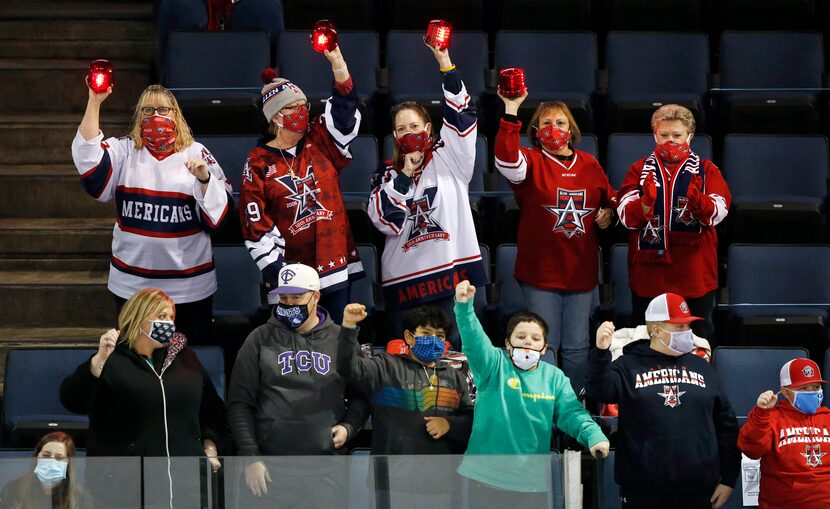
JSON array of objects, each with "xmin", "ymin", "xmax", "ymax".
[{"xmin": 60, "ymin": 288, "xmax": 225, "ymax": 506}]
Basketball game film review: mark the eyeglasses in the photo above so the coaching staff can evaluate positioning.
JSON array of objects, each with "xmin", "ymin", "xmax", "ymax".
[
  {"xmin": 141, "ymin": 106, "xmax": 175, "ymax": 116},
  {"xmin": 280, "ymin": 102, "xmax": 311, "ymax": 115}
]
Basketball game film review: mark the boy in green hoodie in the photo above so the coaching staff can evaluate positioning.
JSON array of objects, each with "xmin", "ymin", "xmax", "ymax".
[{"xmin": 454, "ymin": 280, "xmax": 609, "ymax": 506}]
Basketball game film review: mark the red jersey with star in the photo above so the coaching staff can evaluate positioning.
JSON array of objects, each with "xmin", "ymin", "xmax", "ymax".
[
  {"xmin": 494, "ymin": 118, "xmax": 615, "ymax": 292},
  {"xmin": 240, "ymin": 101, "xmax": 363, "ymax": 291},
  {"xmin": 739, "ymin": 399, "xmax": 830, "ymax": 508}
]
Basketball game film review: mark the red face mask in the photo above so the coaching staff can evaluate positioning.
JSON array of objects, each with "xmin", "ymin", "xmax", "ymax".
[
  {"xmin": 141, "ymin": 115, "xmax": 176, "ymax": 160},
  {"xmin": 655, "ymin": 139, "xmax": 690, "ymax": 164},
  {"xmin": 278, "ymin": 107, "xmax": 309, "ymax": 133},
  {"xmin": 395, "ymin": 131, "xmax": 432, "ymax": 154},
  {"xmin": 535, "ymin": 125, "xmax": 571, "ymax": 152}
]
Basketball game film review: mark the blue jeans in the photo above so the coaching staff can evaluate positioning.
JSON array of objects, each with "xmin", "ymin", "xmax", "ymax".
[{"xmin": 519, "ymin": 283, "xmax": 594, "ymax": 391}]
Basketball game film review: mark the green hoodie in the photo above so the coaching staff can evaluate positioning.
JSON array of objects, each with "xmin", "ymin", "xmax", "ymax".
[{"xmin": 455, "ymin": 300, "xmax": 607, "ymax": 492}]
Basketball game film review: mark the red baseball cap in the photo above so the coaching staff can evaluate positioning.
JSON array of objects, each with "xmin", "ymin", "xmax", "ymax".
[
  {"xmin": 780, "ymin": 358, "xmax": 830, "ymax": 389},
  {"xmin": 644, "ymin": 293, "xmax": 703, "ymax": 324}
]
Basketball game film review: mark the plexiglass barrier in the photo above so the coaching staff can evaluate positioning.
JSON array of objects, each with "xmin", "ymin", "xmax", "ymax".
[{"xmin": 0, "ymin": 454, "xmax": 578, "ymax": 509}]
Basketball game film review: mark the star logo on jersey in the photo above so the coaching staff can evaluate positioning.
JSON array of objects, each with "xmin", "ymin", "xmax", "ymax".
[
  {"xmin": 673, "ymin": 196, "xmax": 697, "ymax": 226},
  {"xmin": 543, "ymin": 189, "xmax": 592, "ymax": 238},
  {"xmin": 641, "ymin": 216, "xmax": 664, "ymax": 245},
  {"xmin": 402, "ymin": 186, "xmax": 449, "ymax": 251},
  {"xmin": 658, "ymin": 385, "xmax": 685, "ymax": 408},
  {"xmin": 801, "ymin": 444, "xmax": 826, "ymax": 468},
  {"xmin": 276, "ymin": 165, "xmax": 333, "ymax": 235}
]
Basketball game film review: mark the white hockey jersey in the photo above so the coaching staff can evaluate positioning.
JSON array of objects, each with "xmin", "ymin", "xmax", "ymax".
[
  {"xmin": 368, "ymin": 75, "xmax": 487, "ymax": 310},
  {"xmin": 71, "ymin": 131, "xmax": 232, "ymax": 303}
]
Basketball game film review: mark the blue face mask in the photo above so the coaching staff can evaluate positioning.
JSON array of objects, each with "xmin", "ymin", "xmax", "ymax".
[
  {"xmin": 34, "ymin": 458, "xmax": 67, "ymax": 488},
  {"xmin": 410, "ymin": 335, "xmax": 446, "ymax": 363},
  {"xmin": 792, "ymin": 390, "xmax": 824, "ymax": 415}
]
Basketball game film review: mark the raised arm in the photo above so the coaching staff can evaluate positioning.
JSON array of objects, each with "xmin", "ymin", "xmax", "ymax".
[
  {"xmin": 455, "ymin": 281, "xmax": 500, "ymax": 389},
  {"xmin": 737, "ymin": 392, "xmax": 777, "ymax": 460},
  {"xmin": 313, "ymin": 45, "xmax": 362, "ymax": 170},
  {"xmin": 337, "ymin": 304, "xmax": 385, "ymax": 393},
  {"xmin": 585, "ymin": 321, "xmax": 625, "ymax": 404},
  {"xmin": 494, "ymin": 91, "xmax": 530, "ymax": 183}
]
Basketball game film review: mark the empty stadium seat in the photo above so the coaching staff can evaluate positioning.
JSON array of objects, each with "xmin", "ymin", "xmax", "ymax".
[
  {"xmin": 212, "ymin": 245, "xmax": 263, "ymax": 322},
  {"xmin": 718, "ymin": 0, "xmax": 816, "ymax": 30},
  {"xmin": 282, "ymin": 0, "xmax": 376, "ymax": 29},
  {"xmin": 713, "ymin": 346, "xmax": 809, "ymax": 417},
  {"xmin": 197, "ymin": 135, "xmax": 259, "ymax": 198},
  {"xmin": 494, "ymin": 244, "xmax": 525, "ymax": 336},
  {"xmin": 384, "ymin": 0, "xmax": 484, "ymax": 30},
  {"xmin": 726, "ymin": 244, "xmax": 830, "ymax": 359},
  {"xmin": 154, "ymin": 0, "xmax": 207, "ymax": 69},
  {"xmin": 340, "ymin": 135, "xmax": 379, "ymax": 196},
  {"xmin": 609, "ymin": 244, "xmax": 633, "ymax": 327},
  {"xmin": 349, "ymin": 244, "xmax": 379, "ymax": 342},
  {"xmin": 476, "ymin": 243, "xmax": 490, "ymax": 321},
  {"xmin": 164, "ymin": 31, "xmax": 271, "ymax": 134},
  {"xmin": 605, "ymin": 32, "xmax": 709, "ymax": 132},
  {"xmin": 386, "ymin": 30, "xmax": 488, "ymax": 128},
  {"xmin": 717, "ymin": 31, "xmax": 824, "ymax": 134},
  {"xmin": 496, "ymin": 0, "xmax": 592, "ymax": 30},
  {"xmin": 191, "ymin": 345, "xmax": 227, "ymax": 400},
  {"xmin": 722, "ymin": 134, "xmax": 828, "ymax": 243},
  {"xmin": 605, "ymin": 0, "xmax": 705, "ymax": 31},
  {"xmin": 276, "ymin": 30, "xmax": 379, "ymax": 119},
  {"xmin": 605, "ymin": 133, "xmax": 713, "ymax": 189},
  {"xmin": 4, "ymin": 348, "xmax": 96, "ymax": 447},
  {"xmin": 494, "ymin": 31, "xmax": 597, "ymax": 131},
  {"xmin": 229, "ymin": 0, "xmax": 285, "ymax": 42}
]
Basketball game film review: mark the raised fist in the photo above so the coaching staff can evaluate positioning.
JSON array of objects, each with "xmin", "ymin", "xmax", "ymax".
[
  {"xmin": 756, "ymin": 390, "xmax": 778, "ymax": 409},
  {"xmin": 342, "ymin": 303, "xmax": 368, "ymax": 329},
  {"xmin": 455, "ymin": 280, "xmax": 475, "ymax": 304},
  {"xmin": 595, "ymin": 321, "xmax": 615, "ymax": 350}
]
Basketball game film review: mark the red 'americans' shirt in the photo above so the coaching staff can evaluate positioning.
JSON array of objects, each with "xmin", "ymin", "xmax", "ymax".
[{"xmin": 494, "ymin": 117, "xmax": 615, "ymax": 292}]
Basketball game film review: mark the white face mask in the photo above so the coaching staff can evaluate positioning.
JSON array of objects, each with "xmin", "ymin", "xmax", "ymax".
[
  {"xmin": 510, "ymin": 347, "xmax": 542, "ymax": 371},
  {"xmin": 658, "ymin": 327, "xmax": 694, "ymax": 356}
]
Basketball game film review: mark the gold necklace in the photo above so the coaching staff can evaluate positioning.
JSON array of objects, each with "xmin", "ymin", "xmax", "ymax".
[
  {"xmin": 422, "ymin": 364, "xmax": 436, "ymax": 391},
  {"xmin": 279, "ymin": 149, "xmax": 296, "ymax": 178}
]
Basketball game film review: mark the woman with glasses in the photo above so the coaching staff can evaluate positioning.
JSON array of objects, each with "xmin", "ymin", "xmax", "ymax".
[
  {"xmin": 71, "ymin": 82, "xmax": 233, "ymax": 345},
  {"xmin": 239, "ymin": 43, "xmax": 363, "ymax": 323},
  {"xmin": 0, "ymin": 432, "xmax": 93, "ymax": 509}
]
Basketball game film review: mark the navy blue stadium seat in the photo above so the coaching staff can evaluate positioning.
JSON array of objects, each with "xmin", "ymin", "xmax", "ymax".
[
  {"xmin": 340, "ymin": 135, "xmax": 379, "ymax": 196},
  {"xmin": 4, "ymin": 348, "xmax": 95, "ymax": 447},
  {"xmin": 282, "ymin": 0, "xmax": 376, "ymax": 30},
  {"xmin": 384, "ymin": 0, "xmax": 484, "ymax": 30},
  {"xmin": 605, "ymin": 32, "xmax": 709, "ymax": 132},
  {"xmin": 475, "ymin": 243, "xmax": 490, "ymax": 321},
  {"xmin": 276, "ymin": 31, "xmax": 378, "ymax": 110},
  {"xmin": 197, "ymin": 135, "xmax": 258, "ymax": 199},
  {"xmin": 154, "ymin": 0, "xmax": 207, "ymax": 71},
  {"xmin": 717, "ymin": 31, "xmax": 824, "ymax": 134},
  {"xmin": 496, "ymin": 0, "xmax": 592, "ymax": 30},
  {"xmin": 824, "ymin": 348, "xmax": 830, "ymax": 407},
  {"xmin": 722, "ymin": 134, "xmax": 828, "ymax": 243},
  {"xmin": 212, "ymin": 245, "xmax": 263, "ymax": 321},
  {"xmin": 727, "ymin": 244, "xmax": 830, "ymax": 359},
  {"xmin": 350, "ymin": 244, "xmax": 378, "ymax": 342},
  {"xmin": 495, "ymin": 31, "xmax": 597, "ymax": 131},
  {"xmin": 605, "ymin": 0, "xmax": 705, "ymax": 31},
  {"xmin": 605, "ymin": 133, "xmax": 713, "ymax": 189},
  {"xmin": 718, "ymin": 0, "xmax": 816, "ymax": 30},
  {"xmin": 610, "ymin": 244, "xmax": 633, "ymax": 327},
  {"xmin": 713, "ymin": 347, "xmax": 809, "ymax": 417},
  {"xmin": 386, "ymin": 31, "xmax": 488, "ymax": 110},
  {"xmin": 191, "ymin": 345, "xmax": 226, "ymax": 400},
  {"xmin": 164, "ymin": 31, "xmax": 271, "ymax": 134},
  {"xmin": 229, "ymin": 0, "xmax": 285, "ymax": 43},
  {"xmin": 495, "ymin": 244, "xmax": 524, "ymax": 336}
]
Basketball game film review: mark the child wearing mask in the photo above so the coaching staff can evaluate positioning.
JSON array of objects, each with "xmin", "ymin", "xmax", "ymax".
[
  {"xmin": 587, "ymin": 293, "xmax": 740, "ymax": 509},
  {"xmin": 738, "ymin": 358, "xmax": 830, "ymax": 508},
  {"xmin": 453, "ymin": 281, "xmax": 609, "ymax": 508}
]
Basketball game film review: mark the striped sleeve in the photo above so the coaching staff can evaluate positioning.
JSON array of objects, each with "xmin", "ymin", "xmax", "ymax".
[
  {"xmin": 437, "ymin": 71, "xmax": 478, "ymax": 184},
  {"xmin": 240, "ymin": 157, "xmax": 286, "ymax": 287},
  {"xmin": 368, "ymin": 165, "xmax": 411, "ymax": 237},
  {"xmin": 494, "ymin": 117, "xmax": 528, "ymax": 183},
  {"xmin": 72, "ymin": 130, "xmax": 128, "ymax": 202},
  {"xmin": 192, "ymin": 144, "xmax": 232, "ymax": 233}
]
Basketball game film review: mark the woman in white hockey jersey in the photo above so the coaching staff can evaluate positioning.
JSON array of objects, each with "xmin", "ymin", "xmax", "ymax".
[
  {"xmin": 368, "ymin": 42, "xmax": 486, "ymax": 348},
  {"xmin": 71, "ymin": 81, "xmax": 232, "ymax": 345}
]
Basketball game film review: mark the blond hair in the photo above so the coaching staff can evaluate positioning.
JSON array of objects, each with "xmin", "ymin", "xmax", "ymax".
[
  {"xmin": 117, "ymin": 288, "xmax": 175, "ymax": 348},
  {"xmin": 526, "ymin": 101, "xmax": 581, "ymax": 148},
  {"xmin": 130, "ymin": 85, "xmax": 195, "ymax": 152},
  {"xmin": 650, "ymin": 104, "xmax": 696, "ymax": 134}
]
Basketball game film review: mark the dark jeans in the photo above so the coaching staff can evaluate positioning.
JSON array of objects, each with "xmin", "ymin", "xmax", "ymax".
[
  {"xmin": 631, "ymin": 290, "xmax": 716, "ymax": 340},
  {"xmin": 621, "ymin": 490, "xmax": 713, "ymax": 509},
  {"xmin": 113, "ymin": 293, "xmax": 215, "ymax": 346},
  {"xmin": 385, "ymin": 295, "xmax": 460, "ymax": 350}
]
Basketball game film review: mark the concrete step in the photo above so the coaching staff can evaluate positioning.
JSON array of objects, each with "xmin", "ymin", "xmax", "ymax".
[
  {"xmin": 0, "ymin": 59, "xmax": 153, "ymax": 113},
  {"xmin": 0, "ymin": 165, "xmax": 115, "ymax": 218},
  {"xmin": 0, "ymin": 3, "xmax": 153, "ymax": 20},
  {"xmin": 0, "ymin": 38, "xmax": 156, "ymax": 61},
  {"xmin": 0, "ymin": 218, "xmax": 114, "ymax": 255},
  {"xmin": 0, "ymin": 271, "xmax": 114, "ymax": 327},
  {"xmin": 0, "ymin": 256, "xmax": 109, "ymax": 272},
  {"xmin": 0, "ymin": 7, "xmax": 155, "ymax": 41},
  {"xmin": 0, "ymin": 114, "xmax": 130, "ymax": 164}
]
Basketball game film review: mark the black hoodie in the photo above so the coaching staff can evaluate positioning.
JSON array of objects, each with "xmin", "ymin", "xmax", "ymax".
[
  {"xmin": 586, "ymin": 340, "xmax": 740, "ymax": 495},
  {"xmin": 227, "ymin": 308, "xmax": 369, "ymax": 456}
]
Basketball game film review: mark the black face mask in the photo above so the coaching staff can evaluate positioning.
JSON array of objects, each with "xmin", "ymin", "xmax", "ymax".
[{"xmin": 274, "ymin": 296, "xmax": 314, "ymax": 329}]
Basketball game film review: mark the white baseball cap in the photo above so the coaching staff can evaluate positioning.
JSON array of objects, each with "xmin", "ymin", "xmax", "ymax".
[
  {"xmin": 645, "ymin": 293, "xmax": 702, "ymax": 324},
  {"xmin": 273, "ymin": 263, "xmax": 320, "ymax": 295}
]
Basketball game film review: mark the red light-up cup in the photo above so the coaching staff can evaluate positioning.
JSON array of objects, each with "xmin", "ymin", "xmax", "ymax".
[
  {"xmin": 424, "ymin": 20, "xmax": 452, "ymax": 50},
  {"xmin": 311, "ymin": 19, "xmax": 338, "ymax": 53},
  {"xmin": 498, "ymin": 68, "xmax": 527, "ymax": 98},
  {"xmin": 88, "ymin": 59, "xmax": 113, "ymax": 93}
]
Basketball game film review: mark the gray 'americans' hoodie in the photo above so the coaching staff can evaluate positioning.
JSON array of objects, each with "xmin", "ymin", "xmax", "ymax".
[{"xmin": 228, "ymin": 308, "xmax": 369, "ymax": 456}]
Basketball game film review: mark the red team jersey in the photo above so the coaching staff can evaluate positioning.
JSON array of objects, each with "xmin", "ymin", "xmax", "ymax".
[
  {"xmin": 494, "ymin": 118, "xmax": 615, "ymax": 292},
  {"xmin": 240, "ymin": 81, "xmax": 364, "ymax": 292}
]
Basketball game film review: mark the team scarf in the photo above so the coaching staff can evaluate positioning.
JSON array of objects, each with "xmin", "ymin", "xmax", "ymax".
[{"xmin": 635, "ymin": 151, "xmax": 706, "ymax": 264}]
